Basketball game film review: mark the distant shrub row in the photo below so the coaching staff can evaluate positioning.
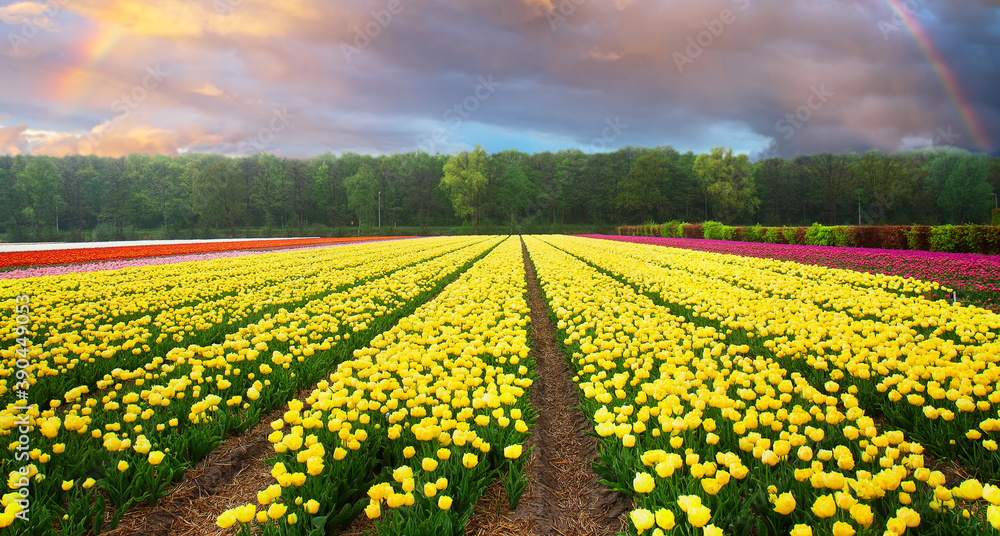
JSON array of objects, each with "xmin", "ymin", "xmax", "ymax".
[{"xmin": 616, "ymin": 220, "xmax": 1000, "ymax": 255}]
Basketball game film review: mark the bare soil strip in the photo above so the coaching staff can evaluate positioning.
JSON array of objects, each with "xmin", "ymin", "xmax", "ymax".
[
  {"xmin": 466, "ymin": 239, "xmax": 630, "ymax": 536},
  {"xmin": 110, "ymin": 238, "xmax": 629, "ymax": 536},
  {"xmin": 105, "ymin": 392, "xmax": 309, "ymax": 536},
  {"xmin": 103, "ymin": 243, "xmax": 499, "ymax": 536}
]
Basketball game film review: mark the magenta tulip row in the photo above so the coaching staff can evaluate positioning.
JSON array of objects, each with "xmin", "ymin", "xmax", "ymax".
[
  {"xmin": 583, "ymin": 235, "xmax": 1000, "ymax": 306},
  {"xmin": 0, "ymin": 244, "xmax": 345, "ymax": 280}
]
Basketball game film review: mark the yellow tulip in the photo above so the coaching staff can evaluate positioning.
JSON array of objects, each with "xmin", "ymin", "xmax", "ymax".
[
  {"xmin": 365, "ymin": 500, "xmax": 381, "ymax": 519},
  {"xmin": 955, "ymin": 479, "xmax": 983, "ymax": 500},
  {"xmin": 832, "ymin": 521, "xmax": 856, "ymax": 536},
  {"xmin": 686, "ymin": 505, "xmax": 711, "ymax": 528},
  {"xmin": 983, "ymin": 484, "xmax": 1000, "ymax": 505},
  {"xmin": 897, "ymin": 507, "xmax": 920, "ymax": 528},
  {"xmin": 849, "ymin": 504, "xmax": 873, "ymax": 527},
  {"xmin": 305, "ymin": 499, "xmax": 319, "ymax": 514},
  {"xmin": 790, "ymin": 525, "xmax": 813, "ymax": 536},
  {"xmin": 988, "ymin": 505, "xmax": 1000, "ymax": 530},
  {"xmin": 773, "ymin": 492, "xmax": 795, "ymax": 515},
  {"xmin": 216, "ymin": 509, "xmax": 237, "ymax": 529},
  {"xmin": 236, "ymin": 504, "xmax": 256, "ymax": 523},
  {"xmin": 630, "ymin": 508, "xmax": 655, "ymax": 532},
  {"xmin": 703, "ymin": 525, "xmax": 724, "ymax": 536},
  {"xmin": 267, "ymin": 503, "xmax": 287, "ymax": 520},
  {"xmin": 633, "ymin": 472, "xmax": 655, "ymax": 494},
  {"xmin": 811, "ymin": 495, "xmax": 836, "ymax": 518},
  {"xmin": 655, "ymin": 508, "xmax": 674, "ymax": 529}
]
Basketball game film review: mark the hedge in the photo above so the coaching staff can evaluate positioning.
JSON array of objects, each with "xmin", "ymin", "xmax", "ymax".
[{"xmin": 614, "ymin": 222, "xmax": 1000, "ymax": 255}]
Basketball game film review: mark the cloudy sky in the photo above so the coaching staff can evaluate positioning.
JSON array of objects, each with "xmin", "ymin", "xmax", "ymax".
[{"xmin": 0, "ymin": 0, "xmax": 997, "ymax": 158}]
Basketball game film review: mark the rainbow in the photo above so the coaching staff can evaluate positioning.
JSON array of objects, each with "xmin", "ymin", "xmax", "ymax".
[
  {"xmin": 52, "ymin": 23, "xmax": 124, "ymax": 113},
  {"xmin": 881, "ymin": 0, "xmax": 992, "ymax": 150}
]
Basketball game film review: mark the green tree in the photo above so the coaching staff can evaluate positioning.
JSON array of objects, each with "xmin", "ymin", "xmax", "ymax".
[
  {"xmin": 0, "ymin": 160, "xmax": 25, "ymax": 237},
  {"xmin": 751, "ymin": 157, "xmax": 791, "ymax": 225},
  {"xmin": 852, "ymin": 151, "xmax": 914, "ymax": 225},
  {"xmin": 803, "ymin": 153, "xmax": 855, "ymax": 225},
  {"xmin": 397, "ymin": 152, "xmax": 444, "ymax": 232},
  {"xmin": 248, "ymin": 153, "xmax": 284, "ymax": 231},
  {"xmin": 491, "ymin": 150, "xmax": 531, "ymax": 233},
  {"xmin": 618, "ymin": 150, "xmax": 668, "ymax": 222},
  {"xmin": 66, "ymin": 160, "xmax": 97, "ymax": 236},
  {"xmin": 926, "ymin": 151, "xmax": 992, "ymax": 223},
  {"xmin": 987, "ymin": 157, "xmax": 1000, "ymax": 203},
  {"xmin": 525, "ymin": 151, "xmax": 559, "ymax": 227},
  {"xmin": 17, "ymin": 156, "xmax": 64, "ymax": 238},
  {"xmin": 192, "ymin": 156, "xmax": 246, "ymax": 237},
  {"xmin": 693, "ymin": 147, "xmax": 758, "ymax": 224},
  {"xmin": 553, "ymin": 149, "xmax": 587, "ymax": 229},
  {"xmin": 441, "ymin": 145, "xmax": 488, "ymax": 234},
  {"xmin": 313, "ymin": 160, "xmax": 338, "ymax": 227},
  {"xmin": 344, "ymin": 164, "xmax": 378, "ymax": 231}
]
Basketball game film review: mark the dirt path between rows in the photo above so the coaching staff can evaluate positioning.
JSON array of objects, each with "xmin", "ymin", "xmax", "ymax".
[
  {"xmin": 105, "ymin": 391, "xmax": 309, "ymax": 536},
  {"xmin": 110, "ymin": 238, "xmax": 628, "ymax": 536},
  {"xmin": 466, "ymin": 239, "xmax": 630, "ymax": 536}
]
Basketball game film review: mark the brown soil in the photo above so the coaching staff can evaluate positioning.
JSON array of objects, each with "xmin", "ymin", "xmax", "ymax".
[
  {"xmin": 103, "ymin": 250, "xmax": 478, "ymax": 536},
  {"xmin": 104, "ymin": 392, "xmax": 310, "ymax": 536},
  {"xmin": 108, "ymin": 238, "xmax": 630, "ymax": 536},
  {"xmin": 466, "ymin": 239, "xmax": 630, "ymax": 536}
]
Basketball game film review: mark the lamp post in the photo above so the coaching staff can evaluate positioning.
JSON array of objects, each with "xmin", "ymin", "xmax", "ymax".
[
  {"xmin": 857, "ymin": 189, "xmax": 862, "ymax": 226},
  {"xmin": 378, "ymin": 191, "xmax": 381, "ymax": 228}
]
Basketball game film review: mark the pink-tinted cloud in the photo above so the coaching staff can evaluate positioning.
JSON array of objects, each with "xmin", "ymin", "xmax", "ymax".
[
  {"xmin": 0, "ymin": 1, "xmax": 55, "ymax": 27},
  {"xmin": 0, "ymin": 0, "xmax": 996, "ymax": 158},
  {"xmin": 0, "ymin": 121, "xmax": 28, "ymax": 154}
]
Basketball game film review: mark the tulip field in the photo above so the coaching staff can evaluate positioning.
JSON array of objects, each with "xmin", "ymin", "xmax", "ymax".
[
  {"xmin": 589, "ymin": 234, "xmax": 1000, "ymax": 312},
  {"xmin": 4, "ymin": 235, "xmax": 1000, "ymax": 535}
]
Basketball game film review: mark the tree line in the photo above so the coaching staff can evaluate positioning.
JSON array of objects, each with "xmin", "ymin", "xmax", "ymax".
[{"xmin": 1, "ymin": 146, "xmax": 997, "ymax": 241}]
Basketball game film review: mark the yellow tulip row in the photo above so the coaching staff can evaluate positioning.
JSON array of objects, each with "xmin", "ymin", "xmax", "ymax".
[
  {"xmin": 219, "ymin": 236, "xmax": 533, "ymax": 534},
  {"xmin": 0, "ymin": 235, "xmax": 499, "ymax": 451},
  {"xmin": 0, "ymin": 237, "xmax": 474, "ymax": 405},
  {"xmin": 523, "ymin": 235, "xmax": 997, "ymax": 535},
  {"xmin": 554, "ymin": 236, "xmax": 1000, "ymax": 468},
  {"xmin": 0, "ymin": 236, "xmax": 500, "ymax": 533}
]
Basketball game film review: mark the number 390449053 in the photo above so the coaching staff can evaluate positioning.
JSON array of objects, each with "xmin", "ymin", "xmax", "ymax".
[{"xmin": 13, "ymin": 295, "xmax": 30, "ymax": 392}]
